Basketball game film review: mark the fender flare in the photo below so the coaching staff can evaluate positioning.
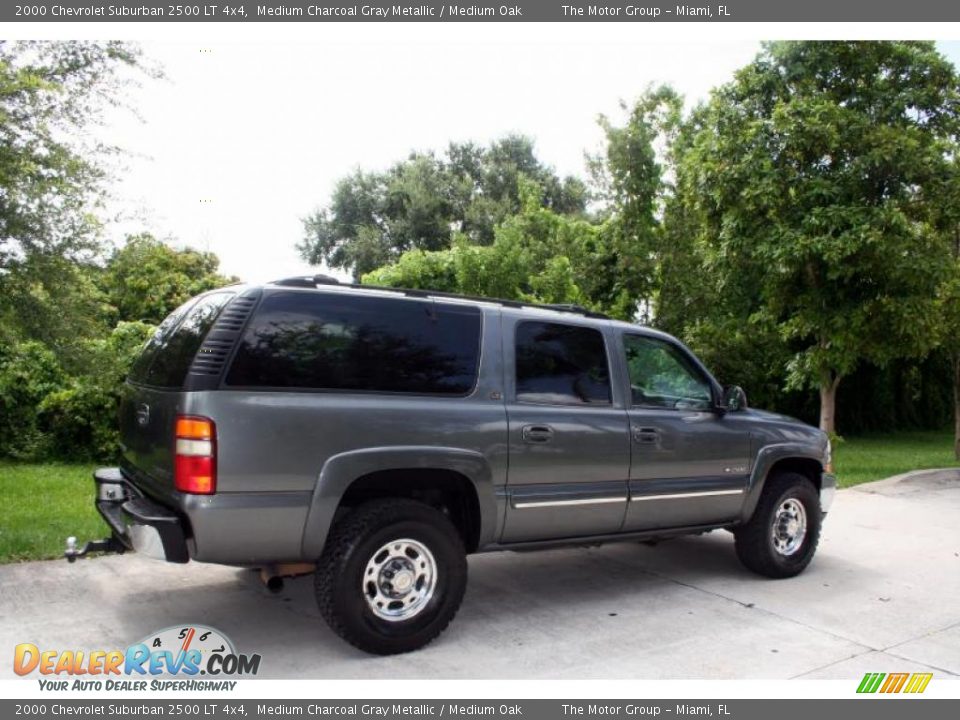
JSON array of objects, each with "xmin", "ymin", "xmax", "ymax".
[
  {"xmin": 740, "ymin": 443, "xmax": 824, "ymax": 523},
  {"xmin": 300, "ymin": 446, "xmax": 497, "ymax": 559}
]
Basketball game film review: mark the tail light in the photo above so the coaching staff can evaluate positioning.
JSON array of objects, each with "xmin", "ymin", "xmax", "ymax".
[{"xmin": 174, "ymin": 415, "xmax": 216, "ymax": 494}]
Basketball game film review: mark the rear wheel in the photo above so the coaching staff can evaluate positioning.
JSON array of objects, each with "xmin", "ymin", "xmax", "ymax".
[
  {"xmin": 315, "ymin": 499, "xmax": 467, "ymax": 655},
  {"xmin": 734, "ymin": 472, "xmax": 821, "ymax": 578}
]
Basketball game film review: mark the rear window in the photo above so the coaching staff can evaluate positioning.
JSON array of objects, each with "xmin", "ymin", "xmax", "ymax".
[
  {"xmin": 129, "ymin": 292, "xmax": 234, "ymax": 388},
  {"xmin": 225, "ymin": 291, "xmax": 482, "ymax": 395}
]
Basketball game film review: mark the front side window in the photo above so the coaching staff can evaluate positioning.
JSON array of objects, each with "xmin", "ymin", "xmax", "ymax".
[
  {"xmin": 624, "ymin": 334, "xmax": 713, "ymax": 410},
  {"xmin": 515, "ymin": 321, "xmax": 611, "ymax": 405},
  {"xmin": 225, "ymin": 292, "xmax": 481, "ymax": 395}
]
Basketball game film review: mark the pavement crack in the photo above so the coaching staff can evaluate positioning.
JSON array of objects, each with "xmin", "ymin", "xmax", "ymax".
[
  {"xmin": 881, "ymin": 649, "xmax": 959, "ymax": 677},
  {"xmin": 881, "ymin": 618, "xmax": 960, "ymax": 652},
  {"xmin": 788, "ymin": 648, "xmax": 875, "ymax": 679},
  {"xmin": 602, "ymin": 553, "xmax": 876, "ymax": 652}
]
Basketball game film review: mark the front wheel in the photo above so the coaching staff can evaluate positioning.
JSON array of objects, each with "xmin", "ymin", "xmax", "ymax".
[
  {"xmin": 734, "ymin": 472, "xmax": 822, "ymax": 578},
  {"xmin": 315, "ymin": 499, "xmax": 467, "ymax": 655}
]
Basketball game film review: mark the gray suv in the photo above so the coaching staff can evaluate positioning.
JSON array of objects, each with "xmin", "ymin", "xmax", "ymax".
[{"xmin": 69, "ymin": 277, "xmax": 835, "ymax": 655}]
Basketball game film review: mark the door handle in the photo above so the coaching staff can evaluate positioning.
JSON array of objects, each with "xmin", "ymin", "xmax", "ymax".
[
  {"xmin": 632, "ymin": 426, "xmax": 659, "ymax": 444},
  {"xmin": 521, "ymin": 425, "xmax": 554, "ymax": 444}
]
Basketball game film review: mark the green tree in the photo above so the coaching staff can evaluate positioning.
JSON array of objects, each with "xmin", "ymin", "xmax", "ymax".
[
  {"xmin": 0, "ymin": 340, "xmax": 65, "ymax": 458},
  {"xmin": 101, "ymin": 233, "xmax": 237, "ymax": 324},
  {"xmin": 0, "ymin": 41, "xmax": 149, "ymax": 360},
  {"xmin": 679, "ymin": 41, "xmax": 959, "ymax": 434},
  {"xmin": 589, "ymin": 86, "xmax": 683, "ymax": 322},
  {"xmin": 933, "ymin": 157, "xmax": 960, "ymax": 458},
  {"xmin": 299, "ymin": 135, "xmax": 587, "ymax": 279},
  {"xmin": 943, "ymin": 263, "xmax": 960, "ymax": 459},
  {"xmin": 38, "ymin": 321, "xmax": 155, "ymax": 460},
  {"xmin": 363, "ymin": 179, "xmax": 625, "ymax": 315}
]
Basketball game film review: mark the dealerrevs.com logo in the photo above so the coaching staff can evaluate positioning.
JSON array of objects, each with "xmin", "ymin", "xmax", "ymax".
[{"xmin": 13, "ymin": 625, "xmax": 260, "ymax": 692}]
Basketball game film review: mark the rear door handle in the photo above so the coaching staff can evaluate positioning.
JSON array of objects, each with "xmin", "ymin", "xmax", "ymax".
[
  {"xmin": 521, "ymin": 425, "xmax": 554, "ymax": 444},
  {"xmin": 632, "ymin": 426, "xmax": 659, "ymax": 444}
]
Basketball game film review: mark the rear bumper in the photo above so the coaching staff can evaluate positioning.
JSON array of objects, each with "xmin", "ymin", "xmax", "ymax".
[
  {"xmin": 94, "ymin": 468, "xmax": 190, "ymax": 563},
  {"xmin": 820, "ymin": 471, "xmax": 837, "ymax": 514}
]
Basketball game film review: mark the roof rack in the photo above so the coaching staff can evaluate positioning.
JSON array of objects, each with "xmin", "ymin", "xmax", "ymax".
[{"xmin": 268, "ymin": 274, "xmax": 609, "ymax": 319}]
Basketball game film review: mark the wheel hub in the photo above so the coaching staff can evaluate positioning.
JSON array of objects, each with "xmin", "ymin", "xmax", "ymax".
[
  {"xmin": 380, "ymin": 559, "xmax": 416, "ymax": 596},
  {"xmin": 771, "ymin": 498, "xmax": 807, "ymax": 556},
  {"xmin": 363, "ymin": 539, "xmax": 437, "ymax": 622}
]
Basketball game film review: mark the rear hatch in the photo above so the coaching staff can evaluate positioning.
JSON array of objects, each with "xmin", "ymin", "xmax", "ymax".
[{"xmin": 119, "ymin": 291, "xmax": 237, "ymax": 501}]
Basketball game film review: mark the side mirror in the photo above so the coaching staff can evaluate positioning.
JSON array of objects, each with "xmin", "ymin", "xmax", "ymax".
[{"xmin": 721, "ymin": 385, "xmax": 748, "ymax": 412}]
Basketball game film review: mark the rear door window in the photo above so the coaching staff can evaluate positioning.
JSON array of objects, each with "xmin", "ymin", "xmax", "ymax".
[
  {"xmin": 225, "ymin": 291, "xmax": 482, "ymax": 395},
  {"xmin": 129, "ymin": 292, "xmax": 234, "ymax": 388},
  {"xmin": 514, "ymin": 321, "xmax": 611, "ymax": 405}
]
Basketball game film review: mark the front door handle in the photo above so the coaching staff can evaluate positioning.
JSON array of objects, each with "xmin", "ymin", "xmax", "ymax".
[
  {"xmin": 521, "ymin": 425, "xmax": 554, "ymax": 444},
  {"xmin": 632, "ymin": 426, "xmax": 659, "ymax": 444}
]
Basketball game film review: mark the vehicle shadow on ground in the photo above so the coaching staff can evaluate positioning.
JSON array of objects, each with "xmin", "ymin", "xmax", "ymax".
[
  {"xmin": 19, "ymin": 529, "xmax": 872, "ymax": 678},
  {"xmin": 229, "ymin": 534, "xmax": 769, "ymax": 656}
]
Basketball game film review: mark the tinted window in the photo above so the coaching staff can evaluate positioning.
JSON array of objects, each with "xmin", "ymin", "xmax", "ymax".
[
  {"xmin": 128, "ymin": 298, "xmax": 196, "ymax": 383},
  {"xmin": 515, "ymin": 321, "xmax": 611, "ymax": 405},
  {"xmin": 225, "ymin": 292, "xmax": 482, "ymax": 395},
  {"xmin": 624, "ymin": 334, "xmax": 713, "ymax": 410},
  {"xmin": 129, "ymin": 293, "xmax": 234, "ymax": 388}
]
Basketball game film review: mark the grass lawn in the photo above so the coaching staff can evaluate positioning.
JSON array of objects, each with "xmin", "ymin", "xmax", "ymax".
[
  {"xmin": 835, "ymin": 428, "xmax": 959, "ymax": 488},
  {"xmin": 0, "ymin": 462, "xmax": 107, "ymax": 564},
  {"xmin": 0, "ymin": 429, "xmax": 957, "ymax": 563}
]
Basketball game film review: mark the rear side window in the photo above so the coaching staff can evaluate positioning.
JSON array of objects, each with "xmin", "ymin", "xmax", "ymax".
[
  {"xmin": 129, "ymin": 292, "xmax": 234, "ymax": 388},
  {"xmin": 225, "ymin": 291, "xmax": 482, "ymax": 395},
  {"xmin": 515, "ymin": 321, "xmax": 611, "ymax": 405}
]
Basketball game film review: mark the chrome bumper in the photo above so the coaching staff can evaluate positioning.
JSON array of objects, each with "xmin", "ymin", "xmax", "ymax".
[{"xmin": 820, "ymin": 472, "xmax": 837, "ymax": 514}]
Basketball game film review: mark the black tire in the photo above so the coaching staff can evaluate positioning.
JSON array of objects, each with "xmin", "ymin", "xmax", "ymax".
[
  {"xmin": 734, "ymin": 472, "xmax": 822, "ymax": 579},
  {"xmin": 315, "ymin": 498, "xmax": 467, "ymax": 655}
]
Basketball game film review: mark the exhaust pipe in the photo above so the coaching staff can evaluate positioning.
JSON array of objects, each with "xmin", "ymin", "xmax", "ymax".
[
  {"xmin": 259, "ymin": 562, "xmax": 316, "ymax": 593},
  {"xmin": 259, "ymin": 570, "xmax": 284, "ymax": 593}
]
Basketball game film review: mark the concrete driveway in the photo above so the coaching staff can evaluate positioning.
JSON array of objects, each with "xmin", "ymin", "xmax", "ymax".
[{"xmin": 2, "ymin": 470, "xmax": 958, "ymax": 679}]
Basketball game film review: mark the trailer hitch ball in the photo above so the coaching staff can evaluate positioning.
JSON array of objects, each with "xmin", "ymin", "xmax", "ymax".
[
  {"xmin": 64, "ymin": 535, "xmax": 126, "ymax": 562},
  {"xmin": 65, "ymin": 537, "xmax": 79, "ymax": 563}
]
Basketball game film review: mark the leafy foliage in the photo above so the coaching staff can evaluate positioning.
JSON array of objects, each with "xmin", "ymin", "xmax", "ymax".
[
  {"xmin": 36, "ymin": 322, "xmax": 155, "ymax": 460},
  {"xmin": 670, "ymin": 41, "xmax": 960, "ymax": 431},
  {"xmin": 100, "ymin": 233, "xmax": 237, "ymax": 324},
  {"xmin": 299, "ymin": 135, "xmax": 587, "ymax": 279},
  {"xmin": 0, "ymin": 41, "xmax": 150, "ymax": 361},
  {"xmin": 0, "ymin": 341, "xmax": 65, "ymax": 459},
  {"xmin": 363, "ymin": 179, "xmax": 637, "ymax": 316},
  {"xmin": 589, "ymin": 86, "xmax": 684, "ymax": 320}
]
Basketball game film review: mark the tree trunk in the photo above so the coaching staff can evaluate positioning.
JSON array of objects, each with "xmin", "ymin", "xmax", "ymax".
[
  {"xmin": 954, "ymin": 354, "xmax": 960, "ymax": 461},
  {"xmin": 819, "ymin": 375, "xmax": 841, "ymax": 436}
]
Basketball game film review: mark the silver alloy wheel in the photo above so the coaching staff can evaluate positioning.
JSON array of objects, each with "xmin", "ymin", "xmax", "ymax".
[
  {"xmin": 362, "ymin": 538, "xmax": 437, "ymax": 622},
  {"xmin": 771, "ymin": 497, "xmax": 807, "ymax": 556}
]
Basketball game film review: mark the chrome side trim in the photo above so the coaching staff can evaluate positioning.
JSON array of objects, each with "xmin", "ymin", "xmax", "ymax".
[
  {"xmin": 513, "ymin": 496, "xmax": 628, "ymax": 509},
  {"xmin": 630, "ymin": 489, "xmax": 744, "ymax": 502}
]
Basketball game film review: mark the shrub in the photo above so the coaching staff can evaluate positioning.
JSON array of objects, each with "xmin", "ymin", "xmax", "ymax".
[
  {"xmin": 37, "ymin": 321, "xmax": 155, "ymax": 461},
  {"xmin": 0, "ymin": 341, "xmax": 65, "ymax": 459}
]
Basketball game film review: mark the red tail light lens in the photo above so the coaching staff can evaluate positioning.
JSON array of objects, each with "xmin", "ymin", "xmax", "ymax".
[{"xmin": 174, "ymin": 415, "xmax": 216, "ymax": 494}]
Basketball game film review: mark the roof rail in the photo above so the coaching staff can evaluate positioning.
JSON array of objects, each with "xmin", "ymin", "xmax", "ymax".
[{"xmin": 267, "ymin": 274, "xmax": 609, "ymax": 319}]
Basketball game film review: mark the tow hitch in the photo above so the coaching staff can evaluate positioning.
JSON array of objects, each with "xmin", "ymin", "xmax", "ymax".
[
  {"xmin": 64, "ymin": 535, "xmax": 127, "ymax": 563},
  {"xmin": 64, "ymin": 467, "xmax": 191, "ymax": 564}
]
